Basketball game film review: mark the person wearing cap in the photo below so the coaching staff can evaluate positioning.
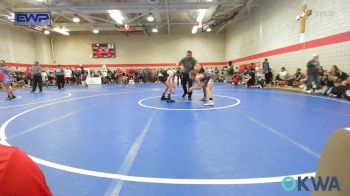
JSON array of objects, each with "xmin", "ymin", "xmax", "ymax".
[
  {"xmin": 0, "ymin": 60, "xmax": 16, "ymax": 100},
  {"xmin": 305, "ymin": 54, "xmax": 321, "ymax": 93},
  {"xmin": 178, "ymin": 50, "xmax": 200, "ymax": 101},
  {"xmin": 30, "ymin": 61, "xmax": 43, "ymax": 93}
]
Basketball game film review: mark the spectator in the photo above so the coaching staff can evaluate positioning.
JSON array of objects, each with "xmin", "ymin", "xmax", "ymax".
[
  {"xmin": 288, "ymin": 68, "xmax": 303, "ymax": 87},
  {"xmin": 305, "ymin": 54, "xmax": 321, "ymax": 93},
  {"xmin": 64, "ymin": 68, "xmax": 72, "ymax": 85},
  {"xmin": 244, "ymin": 67, "xmax": 256, "ymax": 88},
  {"xmin": 256, "ymin": 68, "xmax": 266, "ymax": 88},
  {"xmin": 275, "ymin": 67, "xmax": 288, "ymax": 86},
  {"xmin": 0, "ymin": 144, "xmax": 52, "ymax": 196},
  {"xmin": 41, "ymin": 70, "xmax": 48, "ymax": 87},
  {"xmin": 80, "ymin": 66, "xmax": 88, "ymax": 87},
  {"xmin": 231, "ymin": 73, "xmax": 239, "ymax": 86},
  {"xmin": 265, "ymin": 67, "xmax": 273, "ymax": 84}
]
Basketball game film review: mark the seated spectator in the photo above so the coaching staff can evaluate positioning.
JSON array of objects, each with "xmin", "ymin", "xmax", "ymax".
[
  {"xmin": 329, "ymin": 78, "xmax": 350, "ymax": 99},
  {"xmin": 256, "ymin": 69, "xmax": 266, "ymax": 88},
  {"xmin": 0, "ymin": 144, "xmax": 52, "ymax": 195},
  {"xmin": 231, "ymin": 73, "xmax": 239, "ymax": 86},
  {"xmin": 243, "ymin": 67, "xmax": 256, "ymax": 88},
  {"xmin": 288, "ymin": 68, "xmax": 304, "ymax": 87},
  {"xmin": 275, "ymin": 67, "xmax": 288, "ymax": 86},
  {"xmin": 324, "ymin": 65, "xmax": 349, "ymax": 96}
]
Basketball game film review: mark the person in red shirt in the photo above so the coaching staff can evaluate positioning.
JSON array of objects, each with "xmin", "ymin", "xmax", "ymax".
[
  {"xmin": 0, "ymin": 145, "xmax": 52, "ymax": 196},
  {"xmin": 231, "ymin": 73, "xmax": 239, "ymax": 86}
]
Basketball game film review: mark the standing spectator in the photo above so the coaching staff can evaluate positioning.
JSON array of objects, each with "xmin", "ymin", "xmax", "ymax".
[
  {"xmin": 55, "ymin": 64, "xmax": 65, "ymax": 89},
  {"xmin": 24, "ymin": 67, "xmax": 31, "ymax": 86},
  {"xmin": 116, "ymin": 68, "xmax": 123, "ymax": 84},
  {"xmin": 80, "ymin": 66, "xmax": 88, "ymax": 87},
  {"xmin": 64, "ymin": 68, "xmax": 72, "ymax": 85},
  {"xmin": 30, "ymin": 61, "xmax": 43, "ymax": 93},
  {"xmin": 41, "ymin": 70, "xmax": 48, "ymax": 87},
  {"xmin": 228, "ymin": 65, "xmax": 234, "ymax": 81},
  {"xmin": 214, "ymin": 67, "xmax": 220, "ymax": 81},
  {"xmin": 178, "ymin": 50, "xmax": 200, "ymax": 101},
  {"xmin": 305, "ymin": 54, "xmax": 321, "ymax": 93},
  {"xmin": 262, "ymin": 58, "xmax": 270, "ymax": 82}
]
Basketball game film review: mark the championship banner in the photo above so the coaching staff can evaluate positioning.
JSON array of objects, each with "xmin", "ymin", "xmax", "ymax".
[{"xmin": 92, "ymin": 43, "xmax": 116, "ymax": 58}]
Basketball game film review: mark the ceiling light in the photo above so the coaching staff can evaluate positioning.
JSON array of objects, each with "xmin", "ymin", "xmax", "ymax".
[
  {"xmin": 7, "ymin": 13, "xmax": 14, "ymax": 21},
  {"xmin": 73, "ymin": 16, "xmax": 80, "ymax": 23},
  {"xmin": 53, "ymin": 27, "xmax": 70, "ymax": 36},
  {"xmin": 196, "ymin": 9, "xmax": 207, "ymax": 23},
  {"xmin": 44, "ymin": 30, "xmax": 50, "ymax": 35},
  {"xmin": 192, "ymin": 26, "xmax": 198, "ymax": 34},
  {"xmin": 93, "ymin": 29, "xmax": 99, "ymax": 34},
  {"xmin": 36, "ymin": 0, "xmax": 44, "ymax": 2},
  {"xmin": 152, "ymin": 28, "xmax": 158, "ymax": 33},
  {"xmin": 206, "ymin": 28, "xmax": 212, "ymax": 32},
  {"xmin": 109, "ymin": 10, "xmax": 124, "ymax": 24},
  {"xmin": 206, "ymin": 0, "xmax": 213, "ymax": 1},
  {"xmin": 147, "ymin": 15, "xmax": 155, "ymax": 22}
]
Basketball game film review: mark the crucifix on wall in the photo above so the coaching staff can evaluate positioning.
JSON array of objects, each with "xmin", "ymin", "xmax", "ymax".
[{"xmin": 296, "ymin": 3, "xmax": 312, "ymax": 33}]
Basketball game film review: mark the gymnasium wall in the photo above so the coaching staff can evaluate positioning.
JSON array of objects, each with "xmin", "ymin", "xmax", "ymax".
[
  {"xmin": 52, "ymin": 33, "xmax": 226, "ymax": 65},
  {"xmin": 225, "ymin": 0, "xmax": 350, "ymax": 72},
  {"xmin": 0, "ymin": 24, "xmax": 37, "ymax": 64},
  {"xmin": 0, "ymin": 23, "xmax": 53, "ymax": 65}
]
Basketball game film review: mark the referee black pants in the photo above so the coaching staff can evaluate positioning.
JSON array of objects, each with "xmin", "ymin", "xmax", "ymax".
[
  {"xmin": 32, "ymin": 75, "xmax": 43, "ymax": 92},
  {"xmin": 181, "ymin": 73, "xmax": 193, "ymax": 98},
  {"xmin": 56, "ymin": 75, "xmax": 65, "ymax": 89}
]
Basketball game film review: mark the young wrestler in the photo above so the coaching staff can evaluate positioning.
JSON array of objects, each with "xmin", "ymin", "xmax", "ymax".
[
  {"xmin": 188, "ymin": 70, "xmax": 216, "ymax": 106},
  {"xmin": 0, "ymin": 60, "xmax": 16, "ymax": 100},
  {"xmin": 159, "ymin": 69, "xmax": 176, "ymax": 102}
]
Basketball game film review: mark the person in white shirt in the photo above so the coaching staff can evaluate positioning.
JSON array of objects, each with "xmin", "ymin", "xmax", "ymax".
[
  {"xmin": 41, "ymin": 70, "xmax": 48, "ymax": 87},
  {"xmin": 64, "ymin": 68, "xmax": 72, "ymax": 85},
  {"xmin": 275, "ymin": 67, "xmax": 288, "ymax": 86}
]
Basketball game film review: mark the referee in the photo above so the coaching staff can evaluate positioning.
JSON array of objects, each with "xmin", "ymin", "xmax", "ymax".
[
  {"xmin": 30, "ymin": 61, "xmax": 43, "ymax": 93},
  {"xmin": 178, "ymin": 50, "xmax": 200, "ymax": 101}
]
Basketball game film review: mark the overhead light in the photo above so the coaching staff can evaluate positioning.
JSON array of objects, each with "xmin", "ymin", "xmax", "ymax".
[
  {"xmin": 109, "ymin": 10, "xmax": 124, "ymax": 24},
  {"xmin": 192, "ymin": 26, "xmax": 198, "ymax": 34},
  {"xmin": 196, "ymin": 9, "xmax": 207, "ymax": 23},
  {"xmin": 206, "ymin": 28, "xmax": 212, "ymax": 32},
  {"xmin": 44, "ymin": 30, "xmax": 50, "ymax": 35},
  {"xmin": 206, "ymin": 0, "xmax": 213, "ymax": 1},
  {"xmin": 124, "ymin": 24, "xmax": 129, "ymax": 30},
  {"xmin": 7, "ymin": 13, "xmax": 14, "ymax": 22},
  {"xmin": 73, "ymin": 16, "xmax": 80, "ymax": 23},
  {"xmin": 147, "ymin": 15, "xmax": 155, "ymax": 22},
  {"xmin": 93, "ymin": 29, "xmax": 99, "ymax": 34},
  {"xmin": 152, "ymin": 28, "xmax": 158, "ymax": 33},
  {"xmin": 36, "ymin": 0, "xmax": 44, "ymax": 2},
  {"xmin": 53, "ymin": 27, "xmax": 70, "ymax": 36}
]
